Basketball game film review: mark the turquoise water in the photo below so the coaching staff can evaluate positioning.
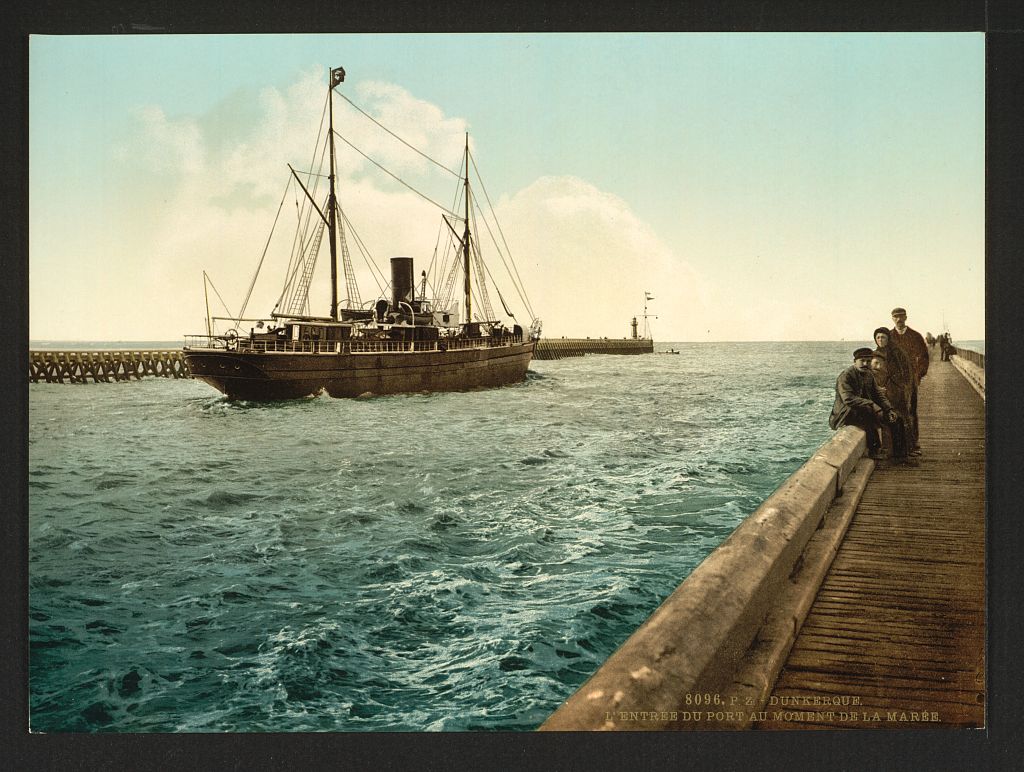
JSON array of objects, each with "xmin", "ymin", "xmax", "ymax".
[
  {"xmin": 955, "ymin": 340, "xmax": 984, "ymax": 354},
  {"xmin": 30, "ymin": 342, "xmax": 856, "ymax": 732}
]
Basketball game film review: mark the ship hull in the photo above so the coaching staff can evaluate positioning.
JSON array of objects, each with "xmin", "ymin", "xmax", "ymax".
[{"xmin": 184, "ymin": 341, "xmax": 535, "ymax": 400}]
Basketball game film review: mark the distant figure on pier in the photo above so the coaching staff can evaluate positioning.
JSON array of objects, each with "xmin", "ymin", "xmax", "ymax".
[
  {"xmin": 926, "ymin": 331, "xmax": 935, "ymax": 348},
  {"xmin": 829, "ymin": 347, "xmax": 897, "ymax": 460},
  {"xmin": 889, "ymin": 307, "xmax": 928, "ymax": 457},
  {"xmin": 870, "ymin": 338, "xmax": 914, "ymax": 466},
  {"xmin": 939, "ymin": 332, "xmax": 955, "ymax": 361}
]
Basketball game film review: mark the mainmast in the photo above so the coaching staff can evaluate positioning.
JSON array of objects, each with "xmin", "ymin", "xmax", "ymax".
[
  {"xmin": 327, "ymin": 66, "xmax": 345, "ymax": 322},
  {"xmin": 462, "ymin": 133, "xmax": 472, "ymax": 324}
]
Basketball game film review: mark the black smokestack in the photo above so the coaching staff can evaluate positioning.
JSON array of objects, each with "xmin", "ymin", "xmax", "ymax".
[{"xmin": 390, "ymin": 257, "xmax": 414, "ymax": 312}]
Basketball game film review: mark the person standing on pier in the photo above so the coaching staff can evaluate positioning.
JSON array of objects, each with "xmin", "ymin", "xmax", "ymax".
[
  {"xmin": 829, "ymin": 347, "xmax": 897, "ymax": 460},
  {"xmin": 870, "ymin": 333, "xmax": 915, "ymax": 466},
  {"xmin": 888, "ymin": 307, "xmax": 929, "ymax": 456},
  {"xmin": 939, "ymin": 332, "xmax": 955, "ymax": 361}
]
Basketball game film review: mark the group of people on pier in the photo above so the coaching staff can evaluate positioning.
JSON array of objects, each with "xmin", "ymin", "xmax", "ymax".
[
  {"xmin": 829, "ymin": 307, "xmax": 930, "ymax": 467},
  {"xmin": 936, "ymin": 332, "xmax": 956, "ymax": 361},
  {"xmin": 925, "ymin": 331, "xmax": 956, "ymax": 360}
]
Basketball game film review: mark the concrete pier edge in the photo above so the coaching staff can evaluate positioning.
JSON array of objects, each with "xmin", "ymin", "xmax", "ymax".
[
  {"xmin": 710, "ymin": 458, "xmax": 873, "ymax": 728},
  {"xmin": 949, "ymin": 354, "xmax": 985, "ymax": 400},
  {"xmin": 539, "ymin": 425, "xmax": 868, "ymax": 731}
]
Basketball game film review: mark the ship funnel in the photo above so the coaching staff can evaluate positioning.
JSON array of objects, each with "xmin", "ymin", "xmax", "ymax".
[{"xmin": 391, "ymin": 257, "xmax": 415, "ymax": 311}]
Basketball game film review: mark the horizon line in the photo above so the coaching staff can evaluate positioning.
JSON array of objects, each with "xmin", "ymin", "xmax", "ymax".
[{"xmin": 28, "ymin": 337, "xmax": 986, "ymax": 346}]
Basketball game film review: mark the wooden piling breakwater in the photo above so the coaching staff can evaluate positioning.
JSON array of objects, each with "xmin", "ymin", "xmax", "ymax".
[
  {"xmin": 29, "ymin": 350, "xmax": 190, "ymax": 383},
  {"xmin": 29, "ymin": 339, "xmax": 653, "ymax": 382},
  {"xmin": 533, "ymin": 337, "xmax": 654, "ymax": 360}
]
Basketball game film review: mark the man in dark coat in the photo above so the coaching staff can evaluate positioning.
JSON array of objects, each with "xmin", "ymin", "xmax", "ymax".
[
  {"xmin": 868, "ymin": 323, "xmax": 917, "ymax": 456},
  {"xmin": 829, "ymin": 347, "xmax": 897, "ymax": 458},
  {"xmin": 888, "ymin": 307, "xmax": 929, "ymax": 455}
]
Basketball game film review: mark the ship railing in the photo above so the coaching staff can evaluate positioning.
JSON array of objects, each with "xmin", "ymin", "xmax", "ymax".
[
  {"xmin": 184, "ymin": 333, "xmax": 525, "ymax": 354},
  {"xmin": 246, "ymin": 340, "xmax": 348, "ymax": 354},
  {"xmin": 183, "ymin": 335, "xmax": 231, "ymax": 350},
  {"xmin": 183, "ymin": 336, "xmax": 344, "ymax": 354}
]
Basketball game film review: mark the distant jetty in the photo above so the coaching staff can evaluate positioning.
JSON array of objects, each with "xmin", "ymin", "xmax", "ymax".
[
  {"xmin": 29, "ymin": 349, "xmax": 189, "ymax": 383},
  {"xmin": 29, "ymin": 338, "xmax": 655, "ymax": 383},
  {"xmin": 533, "ymin": 337, "xmax": 654, "ymax": 360}
]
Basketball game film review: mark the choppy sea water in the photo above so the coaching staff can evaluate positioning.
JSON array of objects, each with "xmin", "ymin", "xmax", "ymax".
[{"xmin": 30, "ymin": 341, "xmax": 899, "ymax": 732}]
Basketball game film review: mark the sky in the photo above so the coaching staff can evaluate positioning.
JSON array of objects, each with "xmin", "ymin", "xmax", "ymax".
[{"xmin": 29, "ymin": 33, "xmax": 985, "ymax": 342}]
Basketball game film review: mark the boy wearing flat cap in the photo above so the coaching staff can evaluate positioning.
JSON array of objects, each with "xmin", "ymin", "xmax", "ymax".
[
  {"xmin": 888, "ymin": 307, "xmax": 929, "ymax": 455},
  {"xmin": 829, "ymin": 347, "xmax": 897, "ymax": 459}
]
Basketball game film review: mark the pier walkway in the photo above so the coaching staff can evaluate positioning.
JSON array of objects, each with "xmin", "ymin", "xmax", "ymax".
[
  {"xmin": 755, "ymin": 356, "xmax": 985, "ymax": 729},
  {"xmin": 541, "ymin": 354, "xmax": 985, "ymax": 732}
]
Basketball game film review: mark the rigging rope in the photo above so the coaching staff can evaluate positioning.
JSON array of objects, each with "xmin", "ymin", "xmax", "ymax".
[
  {"xmin": 278, "ymin": 199, "xmax": 316, "ymax": 315},
  {"xmin": 206, "ymin": 274, "xmax": 236, "ymax": 323},
  {"xmin": 469, "ymin": 206, "xmax": 495, "ymax": 321},
  {"xmin": 425, "ymin": 163, "xmax": 464, "ymax": 294},
  {"xmin": 473, "ymin": 226, "xmax": 519, "ymax": 321},
  {"xmin": 278, "ymin": 107, "xmax": 331, "ymax": 315},
  {"xmin": 471, "ymin": 192, "xmax": 534, "ymax": 322},
  {"xmin": 232, "ymin": 90, "xmax": 532, "ymax": 328},
  {"xmin": 280, "ymin": 158, "xmax": 325, "ymax": 315},
  {"xmin": 333, "ymin": 131, "xmax": 462, "ymax": 220},
  {"xmin": 438, "ymin": 231, "xmax": 462, "ymax": 313},
  {"xmin": 335, "ymin": 92, "xmax": 462, "ymax": 178},
  {"xmin": 238, "ymin": 175, "xmax": 292, "ymax": 323},
  {"xmin": 469, "ymin": 150, "xmax": 536, "ymax": 321},
  {"xmin": 433, "ymin": 172, "xmax": 466, "ymax": 309},
  {"xmin": 339, "ymin": 208, "xmax": 388, "ymax": 292},
  {"xmin": 288, "ymin": 217, "xmax": 326, "ymax": 315}
]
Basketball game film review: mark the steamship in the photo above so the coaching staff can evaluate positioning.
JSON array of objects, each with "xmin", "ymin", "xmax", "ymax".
[{"xmin": 183, "ymin": 66, "xmax": 541, "ymax": 401}]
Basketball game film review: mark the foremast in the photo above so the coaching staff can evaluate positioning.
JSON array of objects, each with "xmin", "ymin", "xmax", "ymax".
[
  {"xmin": 462, "ymin": 133, "xmax": 472, "ymax": 325},
  {"xmin": 327, "ymin": 66, "xmax": 345, "ymax": 322}
]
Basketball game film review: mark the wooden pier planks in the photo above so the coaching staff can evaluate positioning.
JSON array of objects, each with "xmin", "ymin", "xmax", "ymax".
[{"xmin": 755, "ymin": 358, "xmax": 985, "ymax": 729}]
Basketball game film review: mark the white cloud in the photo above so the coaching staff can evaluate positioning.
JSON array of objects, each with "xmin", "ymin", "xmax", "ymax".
[
  {"xmin": 344, "ymin": 81, "xmax": 469, "ymax": 177},
  {"xmin": 129, "ymin": 105, "xmax": 205, "ymax": 174},
  {"xmin": 494, "ymin": 176, "xmax": 708, "ymax": 340},
  {"xmin": 106, "ymin": 69, "xmax": 477, "ymax": 338},
  {"xmin": 34, "ymin": 68, "xmax": 716, "ymax": 343}
]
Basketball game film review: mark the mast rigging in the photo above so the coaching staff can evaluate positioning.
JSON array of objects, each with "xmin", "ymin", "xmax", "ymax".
[
  {"xmin": 463, "ymin": 135, "xmax": 472, "ymax": 323},
  {"xmin": 327, "ymin": 67, "xmax": 342, "ymax": 322}
]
